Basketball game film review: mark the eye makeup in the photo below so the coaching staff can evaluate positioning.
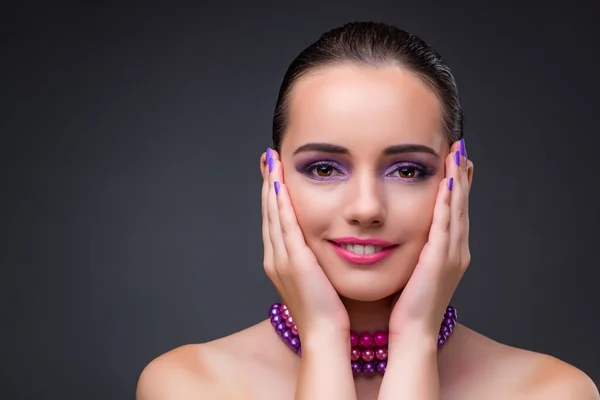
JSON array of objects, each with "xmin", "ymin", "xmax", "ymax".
[{"xmin": 294, "ymin": 156, "xmax": 437, "ymax": 183}]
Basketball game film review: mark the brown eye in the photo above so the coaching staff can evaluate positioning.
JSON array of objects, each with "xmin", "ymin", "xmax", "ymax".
[
  {"xmin": 397, "ymin": 167, "xmax": 415, "ymax": 178},
  {"xmin": 316, "ymin": 165, "xmax": 334, "ymax": 177}
]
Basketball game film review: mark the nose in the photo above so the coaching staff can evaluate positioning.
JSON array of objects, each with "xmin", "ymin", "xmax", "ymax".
[{"xmin": 341, "ymin": 170, "xmax": 386, "ymax": 228}]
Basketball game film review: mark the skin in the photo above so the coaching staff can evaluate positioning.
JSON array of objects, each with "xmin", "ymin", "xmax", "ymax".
[{"xmin": 136, "ymin": 65, "xmax": 599, "ymax": 399}]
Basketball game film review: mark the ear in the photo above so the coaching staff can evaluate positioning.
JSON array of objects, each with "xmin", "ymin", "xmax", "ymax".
[
  {"xmin": 466, "ymin": 159, "xmax": 474, "ymax": 190},
  {"xmin": 259, "ymin": 151, "xmax": 268, "ymax": 179}
]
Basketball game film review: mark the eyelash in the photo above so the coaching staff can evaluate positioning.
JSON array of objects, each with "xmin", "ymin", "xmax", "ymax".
[{"xmin": 301, "ymin": 160, "xmax": 434, "ymax": 183}]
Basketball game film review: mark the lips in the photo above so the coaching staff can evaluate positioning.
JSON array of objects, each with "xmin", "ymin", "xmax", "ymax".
[{"xmin": 328, "ymin": 237, "xmax": 398, "ymax": 265}]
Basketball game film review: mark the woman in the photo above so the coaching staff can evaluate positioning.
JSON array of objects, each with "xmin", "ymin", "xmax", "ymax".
[{"xmin": 136, "ymin": 22, "xmax": 598, "ymax": 399}]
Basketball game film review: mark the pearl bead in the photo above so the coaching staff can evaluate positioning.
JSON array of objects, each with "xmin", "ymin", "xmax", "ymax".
[
  {"xmin": 350, "ymin": 347, "xmax": 361, "ymax": 361},
  {"xmin": 362, "ymin": 362, "xmax": 376, "ymax": 376},
  {"xmin": 373, "ymin": 331, "xmax": 388, "ymax": 347},
  {"xmin": 351, "ymin": 361, "xmax": 362, "ymax": 376},
  {"xmin": 376, "ymin": 360, "xmax": 387, "ymax": 374},
  {"xmin": 282, "ymin": 309, "xmax": 291, "ymax": 318},
  {"xmin": 291, "ymin": 326, "xmax": 298, "ymax": 336},
  {"xmin": 285, "ymin": 316, "xmax": 294, "ymax": 328},
  {"xmin": 282, "ymin": 329, "xmax": 292, "ymax": 340},
  {"xmin": 269, "ymin": 307, "xmax": 280, "ymax": 317},
  {"xmin": 361, "ymin": 348, "xmax": 375, "ymax": 362},
  {"xmin": 375, "ymin": 347, "xmax": 388, "ymax": 360},
  {"xmin": 359, "ymin": 332, "xmax": 373, "ymax": 347},
  {"xmin": 275, "ymin": 322, "xmax": 286, "ymax": 335},
  {"xmin": 297, "ymin": 346, "xmax": 302, "ymax": 356},
  {"xmin": 350, "ymin": 331, "xmax": 359, "ymax": 347},
  {"xmin": 270, "ymin": 315, "xmax": 282, "ymax": 326},
  {"xmin": 288, "ymin": 337, "xmax": 300, "ymax": 349}
]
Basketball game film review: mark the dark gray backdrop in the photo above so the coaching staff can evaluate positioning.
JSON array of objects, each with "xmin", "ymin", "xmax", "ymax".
[{"xmin": 2, "ymin": 2, "xmax": 599, "ymax": 399}]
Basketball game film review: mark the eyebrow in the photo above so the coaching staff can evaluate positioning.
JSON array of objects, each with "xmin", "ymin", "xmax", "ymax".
[{"xmin": 292, "ymin": 142, "xmax": 440, "ymax": 157}]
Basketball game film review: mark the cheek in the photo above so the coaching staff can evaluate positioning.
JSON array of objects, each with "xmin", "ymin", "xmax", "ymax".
[
  {"xmin": 286, "ymin": 183, "xmax": 335, "ymax": 237},
  {"xmin": 390, "ymin": 186, "xmax": 438, "ymax": 238}
]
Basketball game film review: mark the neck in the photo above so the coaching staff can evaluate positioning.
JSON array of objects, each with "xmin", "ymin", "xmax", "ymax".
[{"xmin": 341, "ymin": 293, "xmax": 399, "ymax": 333}]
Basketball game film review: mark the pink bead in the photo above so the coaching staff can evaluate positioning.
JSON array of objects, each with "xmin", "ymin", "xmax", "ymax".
[
  {"xmin": 359, "ymin": 332, "xmax": 373, "ymax": 347},
  {"xmin": 350, "ymin": 331, "xmax": 359, "ymax": 347},
  {"xmin": 281, "ymin": 304, "xmax": 287, "ymax": 310},
  {"xmin": 350, "ymin": 347, "xmax": 361, "ymax": 361},
  {"xmin": 285, "ymin": 316, "xmax": 294, "ymax": 327},
  {"xmin": 291, "ymin": 326, "xmax": 298, "ymax": 336},
  {"xmin": 375, "ymin": 347, "xmax": 388, "ymax": 360},
  {"xmin": 281, "ymin": 309, "xmax": 291, "ymax": 318},
  {"xmin": 361, "ymin": 348, "xmax": 375, "ymax": 362},
  {"xmin": 373, "ymin": 331, "xmax": 388, "ymax": 347}
]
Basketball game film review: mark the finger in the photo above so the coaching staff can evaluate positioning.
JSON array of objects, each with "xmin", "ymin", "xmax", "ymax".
[
  {"xmin": 447, "ymin": 149, "xmax": 465, "ymax": 263},
  {"xmin": 267, "ymin": 150, "xmax": 289, "ymax": 269},
  {"xmin": 275, "ymin": 180, "xmax": 312, "ymax": 267},
  {"xmin": 261, "ymin": 149, "xmax": 275, "ymax": 277},
  {"xmin": 426, "ymin": 174, "xmax": 452, "ymax": 262}
]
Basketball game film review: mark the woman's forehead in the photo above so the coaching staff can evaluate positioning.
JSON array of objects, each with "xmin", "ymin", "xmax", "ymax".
[{"xmin": 284, "ymin": 64, "xmax": 447, "ymax": 154}]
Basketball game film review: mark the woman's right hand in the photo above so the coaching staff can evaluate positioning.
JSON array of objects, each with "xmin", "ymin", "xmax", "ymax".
[{"xmin": 261, "ymin": 148, "xmax": 350, "ymax": 340}]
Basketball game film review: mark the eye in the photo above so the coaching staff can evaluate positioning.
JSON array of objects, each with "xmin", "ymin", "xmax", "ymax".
[
  {"xmin": 386, "ymin": 162, "xmax": 433, "ymax": 182},
  {"xmin": 393, "ymin": 166, "xmax": 417, "ymax": 179},
  {"xmin": 313, "ymin": 164, "xmax": 335, "ymax": 177},
  {"xmin": 301, "ymin": 160, "xmax": 345, "ymax": 180}
]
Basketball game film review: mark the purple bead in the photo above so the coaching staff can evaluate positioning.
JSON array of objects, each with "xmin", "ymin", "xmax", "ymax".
[
  {"xmin": 376, "ymin": 360, "xmax": 387, "ymax": 374},
  {"xmin": 275, "ymin": 322, "xmax": 286, "ymax": 335},
  {"xmin": 297, "ymin": 346, "xmax": 302, "ymax": 357},
  {"xmin": 351, "ymin": 361, "xmax": 362, "ymax": 376},
  {"xmin": 288, "ymin": 336, "xmax": 300, "ymax": 349},
  {"xmin": 282, "ymin": 329, "xmax": 293, "ymax": 340},
  {"xmin": 440, "ymin": 325, "xmax": 449, "ymax": 335},
  {"xmin": 438, "ymin": 337, "xmax": 445, "ymax": 347},
  {"xmin": 362, "ymin": 362, "xmax": 376, "ymax": 376},
  {"xmin": 269, "ymin": 307, "xmax": 280, "ymax": 317},
  {"xmin": 270, "ymin": 314, "xmax": 283, "ymax": 326}
]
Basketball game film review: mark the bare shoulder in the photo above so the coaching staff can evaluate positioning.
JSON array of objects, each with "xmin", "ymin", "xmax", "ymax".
[
  {"xmin": 444, "ymin": 324, "xmax": 599, "ymax": 399},
  {"xmin": 136, "ymin": 343, "xmax": 226, "ymax": 400},
  {"xmin": 519, "ymin": 351, "xmax": 599, "ymax": 399},
  {"xmin": 136, "ymin": 320, "xmax": 291, "ymax": 400}
]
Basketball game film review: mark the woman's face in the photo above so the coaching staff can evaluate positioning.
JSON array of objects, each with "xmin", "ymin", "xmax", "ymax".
[{"xmin": 279, "ymin": 64, "xmax": 451, "ymax": 301}]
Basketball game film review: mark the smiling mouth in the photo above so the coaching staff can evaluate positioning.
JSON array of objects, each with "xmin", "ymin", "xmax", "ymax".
[{"xmin": 328, "ymin": 241, "xmax": 397, "ymax": 255}]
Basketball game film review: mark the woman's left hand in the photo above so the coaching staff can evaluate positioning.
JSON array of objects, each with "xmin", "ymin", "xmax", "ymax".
[{"xmin": 388, "ymin": 139, "xmax": 472, "ymax": 344}]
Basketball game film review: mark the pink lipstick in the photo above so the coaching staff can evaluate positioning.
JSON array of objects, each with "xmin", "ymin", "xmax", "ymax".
[{"xmin": 328, "ymin": 237, "xmax": 398, "ymax": 265}]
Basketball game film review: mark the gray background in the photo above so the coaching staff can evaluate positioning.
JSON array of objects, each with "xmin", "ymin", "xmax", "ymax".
[{"xmin": 2, "ymin": 1, "xmax": 599, "ymax": 399}]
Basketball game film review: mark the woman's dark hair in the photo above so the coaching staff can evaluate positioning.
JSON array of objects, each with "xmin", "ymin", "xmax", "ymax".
[{"xmin": 272, "ymin": 22, "xmax": 463, "ymax": 152}]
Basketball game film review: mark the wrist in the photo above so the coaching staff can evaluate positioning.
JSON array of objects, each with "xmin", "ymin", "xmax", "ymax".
[
  {"xmin": 388, "ymin": 327, "xmax": 438, "ymax": 355},
  {"xmin": 301, "ymin": 326, "xmax": 350, "ymax": 353}
]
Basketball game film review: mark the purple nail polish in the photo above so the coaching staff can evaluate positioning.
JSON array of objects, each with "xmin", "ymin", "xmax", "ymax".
[
  {"xmin": 268, "ymin": 157, "xmax": 275, "ymax": 173},
  {"xmin": 274, "ymin": 181, "xmax": 280, "ymax": 195},
  {"xmin": 266, "ymin": 148, "xmax": 273, "ymax": 164},
  {"xmin": 448, "ymin": 177, "xmax": 454, "ymax": 191},
  {"xmin": 459, "ymin": 139, "xmax": 466, "ymax": 158},
  {"xmin": 454, "ymin": 151, "xmax": 460, "ymax": 167}
]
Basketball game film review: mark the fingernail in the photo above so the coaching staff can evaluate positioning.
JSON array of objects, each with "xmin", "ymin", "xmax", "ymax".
[
  {"xmin": 268, "ymin": 157, "xmax": 275, "ymax": 173},
  {"xmin": 274, "ymin": 181, "xmax": 280, "ymax": 195},
  {"xmin": 454, "ymin": 150, "xmax": 460, "ymax": 167},
  {"xmin": 448, "ymin": 177, "xmax": 454, "ymax": 191},
  {"xmin": 266, "ymin": 148, "xmax": 273, "ymax": 164},
  {"xmin": 459, "ymin": 139, "xmax": 467, "ymax": 158}
]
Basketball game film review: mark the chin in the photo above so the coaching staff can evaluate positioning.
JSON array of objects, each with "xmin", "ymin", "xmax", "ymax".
[{"xmin": 331, "ymin": 273, "xmax": 406, "ymax": 302}]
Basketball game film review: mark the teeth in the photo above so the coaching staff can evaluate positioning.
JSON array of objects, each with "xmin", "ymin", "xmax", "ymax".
[{"xmin": 341, "ymin": 243, "xmax": 383, "ymax": 254}]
